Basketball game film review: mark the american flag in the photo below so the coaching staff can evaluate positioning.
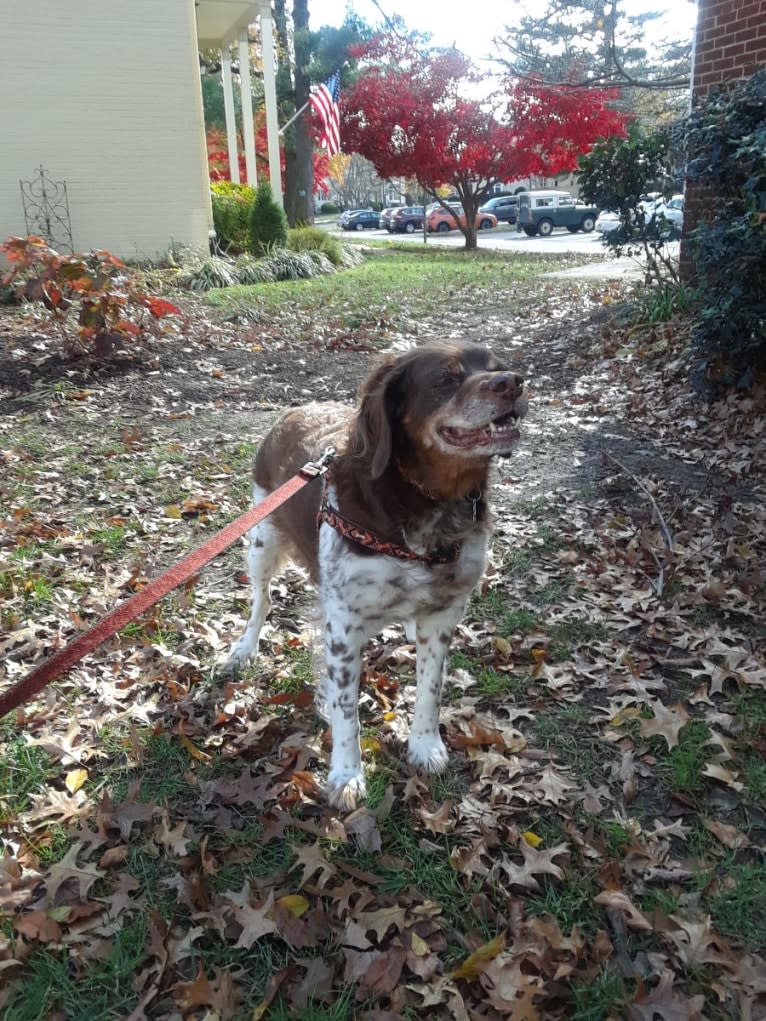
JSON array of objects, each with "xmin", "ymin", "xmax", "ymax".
[{"xmin": 310, "ymin": 71, "xmax": 341, "ymax": 156}]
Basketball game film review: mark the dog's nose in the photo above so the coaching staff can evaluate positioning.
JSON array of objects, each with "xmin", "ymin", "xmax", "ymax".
[{"xmin": 482, "ymin": 372, "xmax": 524, "ymax": 396}]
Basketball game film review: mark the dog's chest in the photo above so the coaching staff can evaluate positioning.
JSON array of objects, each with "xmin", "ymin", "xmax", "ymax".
[{"xmin": 318, "ymin": 512, "xmax": 487, "ymax": 625}]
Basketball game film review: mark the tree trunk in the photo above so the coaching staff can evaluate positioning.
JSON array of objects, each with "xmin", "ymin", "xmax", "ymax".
[
  {"xmin": 462, "ymin": 222, "xmax": 478, "ymax": 250},
  {"xmin": 273, "ymin": 0, "xmax": 296, "ymax": 217},
  {"xmin": 288, "ymin": 0, "xmax": 314, "ymax": 226}
]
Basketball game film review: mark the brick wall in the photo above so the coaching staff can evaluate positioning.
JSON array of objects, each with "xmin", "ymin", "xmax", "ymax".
[
  {"xmin": 681, "ymin": 0, "xmax": 766, "ymax": 277},
  {"xmin": 692, "ymin": 0, "xmax": 766, "ymax": 95}
]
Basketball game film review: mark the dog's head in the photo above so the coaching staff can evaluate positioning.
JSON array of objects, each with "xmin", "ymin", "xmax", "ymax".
[{"xmin": 350, "ymin": 342, "xmax": 528, "ymax": 479}]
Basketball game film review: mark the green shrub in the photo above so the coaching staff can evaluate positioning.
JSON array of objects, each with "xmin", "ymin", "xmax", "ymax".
[
  {"xmin": 339, "ymin": 244, "xmax": 365, "ymax": 268},
  {"xmin": 248, "ymin": 180, "xmax": 289, "ymax": 256},
  {"xmin": 210, "ymin": 182, "xmax": 254, "ymax": 254},
  {"xmin": 577, "ymin": 127, "xmax": 679, "ymax": 286},
  {"xmin": 304, "ymin": 250, "xmax": 337, "ymax": 275},
  {"xmin": 263, "ymin": 248, "xmax": 320, "ymax": 280},
  {"xmin": 319, "ymin": 202, "xmax": 338, "ymax": 214},
  {"xmin": 180, "ymin": 256, "xmax": 238, "ymax": 291},
  {"xmin": 235, "ymin": 254, "xmax": 276, "ymax": 284},
  {"xmin": 685, "ymin": 68, "xmax": 766, "ymax": 390},
  {"xmin": 288, "ymin": 226, "xmax": 343, "ymax": 266}
]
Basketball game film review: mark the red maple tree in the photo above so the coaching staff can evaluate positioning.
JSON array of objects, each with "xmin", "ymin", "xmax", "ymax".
[
  {"xmin": 342, "ymin": 36, "xmax": 628, "ymax": 248},
  {"xmin": 206, "ymin": 116, "xmax": 331, "ymax": 195}
]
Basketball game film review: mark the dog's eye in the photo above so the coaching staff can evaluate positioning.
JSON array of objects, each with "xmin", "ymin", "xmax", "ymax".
[{"xmin": 439, "ymin": 369, "xmax": 464, "ymax": 391}]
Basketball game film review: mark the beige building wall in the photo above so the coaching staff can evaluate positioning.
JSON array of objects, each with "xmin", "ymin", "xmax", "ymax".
[{"xmin": 0, "ymin": 0, "xmax": 212, "ymax": 261}]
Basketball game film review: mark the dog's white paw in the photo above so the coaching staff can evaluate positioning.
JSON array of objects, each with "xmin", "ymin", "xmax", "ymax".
[
  {"xmin": 326, "ymin": 769, "xmax": 367, "ymax": 812},
  {"xmin": 407, "ymin": 731, "xmax": 449, "ymax": 774},
  {"xmin": 219, "ymin": 641, "xmax": 255, "ymax": 676}
]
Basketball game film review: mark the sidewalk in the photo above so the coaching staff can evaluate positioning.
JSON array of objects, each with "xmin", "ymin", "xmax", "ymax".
[{"xmin": 544, "ymin": 256, "xmax": 645, "ymax": 281}]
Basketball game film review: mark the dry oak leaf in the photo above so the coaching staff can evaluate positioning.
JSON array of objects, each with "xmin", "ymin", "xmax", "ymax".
[
  {"xmin": 290, "ymin": 843, "xmax": 337, "ymax": 889},
  {"xmin": 593, "ymin": 890, "xmax": 652, "ymax": 931},
  {"xmin": 14, "ymin": 910, "xmax": 62, "ymax": 943},
  {"xmin": 703, "ymin": 818, "xmax": 751, "ymax": 850},
  {"xmin": 45, "ymin": 843, "xmax": 104, "ymax": 901},
  {"xmin": 360, "ymin": 905, "xmax": 408, "ymax": 942},
  {"xmin": 533, "ymin": 764, "xmax": 576, "ymax": 804},
  {"xmin": 499, "ymin": 840, "xmax": 568, "ymax": 892},
  {"xmin": 222, "ymin": 884, "xmax": 278, "ymax": 948},
  {"xmin": 628, "ymin": 969, "xmax": 705, "ymax": 1020},
  {"xmin": 171, "ymin": 964, "xmax": 234, "ymax": 1011},
  {"xmin": 667, "ymin": 915, "xmax": 736, "ymax": 971},
  {"xmin": 152, "ymin": 814, "xmax": 191, "ymax": 857},
  {"xmin": 639, "ymin": 701, "xmax": 690, "ymax": 750}
]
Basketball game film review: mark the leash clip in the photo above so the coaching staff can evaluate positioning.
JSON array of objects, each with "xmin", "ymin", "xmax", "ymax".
[{"xmin": 300, "ymin": 446, "xmax": 336, "ymax": 480}]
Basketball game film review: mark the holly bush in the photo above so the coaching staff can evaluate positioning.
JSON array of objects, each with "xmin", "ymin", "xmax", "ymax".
[
  {"xmin": 248, "ymin": 180, "xmax": 288, "ymax": 257},
  {"xmin": 685, "ymin": 69, "xmax": 766, "ymax": 390},
  {"xmin": 211, "ymin": 181, "xmax": 255, "ymax": 254}
]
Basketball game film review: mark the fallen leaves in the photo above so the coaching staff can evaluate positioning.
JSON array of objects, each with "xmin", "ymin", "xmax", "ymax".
[{"xmin": 1, "ymin": 271, "xmax": 765, "ymax": 1019}]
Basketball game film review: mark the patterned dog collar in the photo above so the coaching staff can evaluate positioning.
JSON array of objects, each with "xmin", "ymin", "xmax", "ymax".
[{"xmin": 317, "ymin": 483, "xmax": 460, "ymax": 566}]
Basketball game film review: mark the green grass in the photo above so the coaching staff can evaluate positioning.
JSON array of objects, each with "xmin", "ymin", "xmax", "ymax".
[
  {"xmin": 2, "ymin": 915, "xmax": 150, "ymax": 1021},
  {"xmin": 203, "ymin": 246, "xmax": 566, "ymax": 321},
  {"xmin": 655, "ymin": 719, "xmax": 714, "ymax": 795},
  {"xmin": 527, "ymin": 871, "xmax": 603, "ymax": 937},
  {"xmin": 106, "ymin": 732, "xmax": 198, "ymax": 805},
  {"xmin": 0, "ymin": 739, "xmax": 56, "ymax": 818},
  {"xmin": 532, "ymin": 704, "xmax": 604, "ymax": 781},
  {"xmin": 707, "ymin": 862, "xmax": 766, "ymax": 953},
  {"xmin": 571, "ymin": 967, "xmax": 629, "ymax": 1020}
]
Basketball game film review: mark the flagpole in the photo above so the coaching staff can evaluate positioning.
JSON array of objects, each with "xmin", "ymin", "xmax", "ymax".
[{"xmin": 278, "ymin": 99, "xmax": 312, "ymax": 136}]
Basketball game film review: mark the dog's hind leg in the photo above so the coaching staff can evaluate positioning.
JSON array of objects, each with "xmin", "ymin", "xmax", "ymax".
[{"xmin": 222, "ymin": 485, "xmax": 288, "ymax": 673}]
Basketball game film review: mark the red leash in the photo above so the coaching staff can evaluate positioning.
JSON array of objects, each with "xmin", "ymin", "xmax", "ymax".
[{"xmin": 0, "ymin": 450, "xmax": 335, "ymax": 720}]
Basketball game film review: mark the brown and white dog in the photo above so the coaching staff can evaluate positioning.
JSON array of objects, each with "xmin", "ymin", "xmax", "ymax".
[{"xmin": 224, "ymin": 341, "xmax": 527, "ymax": 809}]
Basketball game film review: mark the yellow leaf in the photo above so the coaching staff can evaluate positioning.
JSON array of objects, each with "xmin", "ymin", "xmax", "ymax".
[
  {"xmin": 451, "ymin": 933, "xmax": 505, "ymax": 980},
  {"xmin": 609, "ymin": 706, "xmax": 642, "ymax": 727},
  {"xmin": 493, "ymin": 636, "xmax": 512, "ymax": 657},
  {"xmin": 64, "ymin": 768, "xmax": 88, "ymax": 794},
  {"xmin": 383, "ymin": 711, "xmax": 396, "ymax": 721},
  {"xmin": 179, "ymin": 732, "xmax": 212, "ymax": 765},
  {"xmin": 164, "ymin": 505, "xmax": 182, "ymax": 519},
  {"xmin": 411, "ymin": 931, "xmax": 429, "ymax": 956},
  {"xmin": 276, "ymin": 894, "xmax": 309, "ymax": 918},
  {"xmin": 361, "ymin": 736, "xmax": 382, "ymax": 753},
  {"xmin": 522, "ymin": 830, "xmax": 542, "ymax": 848}
]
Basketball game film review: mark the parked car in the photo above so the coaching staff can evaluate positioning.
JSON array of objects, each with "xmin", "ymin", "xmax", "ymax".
[
  {"xmin": 654, "ymin": 194, "xmax": 684, "ymax": 230},
  {"xmin": 337, "ymin": 209, "xmax": 355, "ymax": 227},
  {"xmin": 516, "ymin": 190, "xmax": 598, "ymax": 236},
  {"xmin": 341, "ymin": 209, "xmax": 381, "ymax": 231},
  {"xmin": 479, "ymin": 194, "xmax": 521, "ymax": 224},
  {"xmin": 426, "ymin": 204, "xmax": 498, "ymax": 233},
  {"xmin": 380, "ymin": 206, "xmax": 402, "ymax": 231},
  {"xmin": 595, "ymin": 195, "xmax": 684, "ymax": 237},
  {"xmin": 595, "ymin": 209, "xmax": 621, "ymax": 234},
  {"xmin": 390, "ymin": 205, "xmax": 425, "ymax": 233}
]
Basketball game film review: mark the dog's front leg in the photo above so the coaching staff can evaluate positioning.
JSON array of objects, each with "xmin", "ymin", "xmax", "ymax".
[
  {"xmin": 323, "ymin": 621, "xmax": 366, "ymax": 811},
  {"xmin": 407, "ymin": 604, "xmax": 464, "ymax": 773}
]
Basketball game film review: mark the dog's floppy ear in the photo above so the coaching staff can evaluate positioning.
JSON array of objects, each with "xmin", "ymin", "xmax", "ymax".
[{"xmin": 349, "ymin": 356, "xmax": 407, "ymax": 479}]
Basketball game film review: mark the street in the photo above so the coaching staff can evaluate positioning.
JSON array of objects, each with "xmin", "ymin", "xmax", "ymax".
[{"xmin": 326, "ymin": 220, "xmax": 610, "ymax": 255}]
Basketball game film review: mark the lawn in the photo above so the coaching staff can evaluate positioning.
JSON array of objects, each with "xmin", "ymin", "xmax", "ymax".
[{"xmin": 1, "ymin": 242, "xmax": 764, "ymax": 1019}]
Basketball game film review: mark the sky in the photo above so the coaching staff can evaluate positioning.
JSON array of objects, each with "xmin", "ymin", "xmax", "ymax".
[{"xmin": 309, "ymin": 0, "xmax": 699, "ymax": 68}]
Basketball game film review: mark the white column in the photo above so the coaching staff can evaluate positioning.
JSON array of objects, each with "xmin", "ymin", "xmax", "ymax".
[
  {"xmin": 258, "ymin": 0, "xmax": 283, "ymax": 205},
  {"xmin": 238, "ymin": 33, "xmax": 257, "ymax": 186},
  {"xmin": 220, "ymin": 48, "xmax": 240, "ymax": 184}
]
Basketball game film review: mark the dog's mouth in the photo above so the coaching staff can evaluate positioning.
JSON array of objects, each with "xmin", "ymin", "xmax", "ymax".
[{"xmin": 438, "ymin": 409, "xmax": 521, "ymax": 449}]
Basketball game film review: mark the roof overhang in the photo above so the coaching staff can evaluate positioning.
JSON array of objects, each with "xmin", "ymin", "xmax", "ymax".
[{"xmin": 195, "ymin": 0, "xmax": 263, "ymax": 48}]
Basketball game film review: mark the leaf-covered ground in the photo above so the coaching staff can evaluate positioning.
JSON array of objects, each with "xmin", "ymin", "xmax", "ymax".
[{"xmin": 1, "ymin": 246, "xmax": 765, "ymax": 1020}]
